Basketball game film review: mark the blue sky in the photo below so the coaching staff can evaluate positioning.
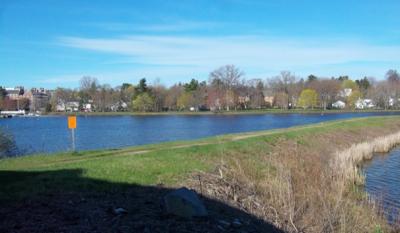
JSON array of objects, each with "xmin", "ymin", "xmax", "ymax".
[{"xmin": 1, "ymin": 0, "xmax": 399, "ymax": 88}]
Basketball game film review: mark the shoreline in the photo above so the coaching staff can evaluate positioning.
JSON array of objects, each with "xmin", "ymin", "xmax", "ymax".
[
  {"xmin": 334, "ymin": 130, "xmax": 400, "ymax": 184},
  {"xmin": 45, "ymin": 109, "xmax": 400, "ymax": 116}
]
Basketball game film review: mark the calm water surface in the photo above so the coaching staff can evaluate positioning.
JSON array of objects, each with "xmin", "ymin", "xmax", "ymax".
[
  {"xmin": 364, "ymin": 148, "xmax": 400, "ymax": 223},
  {"xmin": 0, "ymin": 112, "xmax": 399, "ymax": 156}
]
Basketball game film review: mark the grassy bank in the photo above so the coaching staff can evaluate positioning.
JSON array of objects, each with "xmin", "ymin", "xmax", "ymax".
[
  {"xmin": 47, "ymin": 108, "xmax": 400, "ymax": 116},
  {"xmin": 1, "ymin": 116, "xmax": 400, "ymax": 232}
]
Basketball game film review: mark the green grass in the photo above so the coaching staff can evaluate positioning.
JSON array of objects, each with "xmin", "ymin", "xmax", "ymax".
[{"xmin": 0, "ymin": 116, "xmax": 399, "ymax": 201}]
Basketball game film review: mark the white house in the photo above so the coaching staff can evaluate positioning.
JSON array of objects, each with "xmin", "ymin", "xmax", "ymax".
[
  {"xmin": 364, "ymin": 99, "xmax": 374, "ymax": 108},
  {"xmin": 332, "ymin": 100, "xmax": 346, "ymax": 109},
  {"xmin": 110, "ymin": 101, "xmax": 128, "ymax": 112},
  {"xmin": 65, "ymin": 102, "xmax": 79, "ymax": 112},
  {"xmin": 355, "ymin": 99, "xmax": 375, "ymax": 109},
  {"xmin": 83, "ymin": 103, "xmax": 92, "ymax": 112},
  {"xmin": 339, "ymin": 88, "xmax": 353, "ymax": 98},
  {"xmin": 388, "ymin": 98, "xmax": 400, "ymax": 107},
  {"xmin": 56, "ymin": 102, "xmax": 66, "ymax": 112}
]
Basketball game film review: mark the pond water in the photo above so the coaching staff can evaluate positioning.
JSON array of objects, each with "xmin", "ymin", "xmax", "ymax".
[
  {"xmin": 364, "ymin": 148, "xmax": 400, "ymax": 224},
  {"xmin": 0, "ymin": 112, "xmax": 399, "ymax": 156}
]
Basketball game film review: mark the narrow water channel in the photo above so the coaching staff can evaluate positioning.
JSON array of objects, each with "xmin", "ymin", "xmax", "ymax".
[{"xmin": 363, "ymin": 148, "xmax": 400, "ymax": 224}]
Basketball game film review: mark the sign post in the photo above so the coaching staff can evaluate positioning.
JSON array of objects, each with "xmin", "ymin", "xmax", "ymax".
[{"xmin": 68, "ymin": 116, "xmax": 77, "ymax": 151}]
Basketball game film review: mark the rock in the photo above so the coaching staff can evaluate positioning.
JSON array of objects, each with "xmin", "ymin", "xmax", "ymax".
[
  {"xmin": 113, "ymin": 207, "xmax": 128, "ymax": 215},
  {"xmin": 163, "ymin": 187, "xmax": 208, "ymax": 218}
]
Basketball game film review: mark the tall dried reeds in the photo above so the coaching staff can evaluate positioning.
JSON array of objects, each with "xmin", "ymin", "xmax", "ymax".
[
  {"xmin": 332, "ymin": 131, "xmax": 400, "ymax": 185},
  {"xmin": 188, "ymin": 129, "xmax": 400, "ymax": 232}
]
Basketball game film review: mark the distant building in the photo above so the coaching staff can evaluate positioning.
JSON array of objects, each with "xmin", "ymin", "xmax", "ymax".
[
  {"xmin": 28, "ymin": 88, "xmax": 50, "ymax": 112},
  {"xmin": 355, "ymin": 98, "xmax": 375, "ymax": 109},
  {"xmin": 5, "ymin": 86, "xmax": 24, "ymax": 100},
  {"xmin": 56, "ymin": 101, "xmax": 66, "ymax": 112},
  {"xmin": 110, "ymin": 101, "xmax": 128, "ymax": 112},
  {"xmin": 238, "ymin": 96, "xmax": 250, "ymax": 104},
  {"xmin": 0, "ymin": 87, "xmax": 31, "ymax": 111},
  {"xmin": 238, "ymin": 96, "xmax": 250, "ymax": 109},
  {"xmin": 264, "ymin": 96, "xmax": 274, "ymax": 106},
  {"xmin": 339, "ymin": 88, "xmax": 352, "ymax": 98},
  {"xmin": 83, "ymin": 103, "xmax": 92, "ymax": 112},
  {"xmin": 332, "ymin": 100, "xmax": 346, "ymax": 109},
  {"xmin": 388, "ymin": 97, "xmax": 400, "ymax": 107},
  {"xmin": 65, "ymin": 102, "xmax": 79, "ymax": 112},
  {"xmin": 121, "ymin": 102, "xmax": 128, "ymax": 109}
]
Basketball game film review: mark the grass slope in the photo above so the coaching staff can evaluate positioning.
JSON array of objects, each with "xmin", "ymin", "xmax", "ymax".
[{"xmin": 0, "ymin": 116, "xmax": 397, "ymax": 195}]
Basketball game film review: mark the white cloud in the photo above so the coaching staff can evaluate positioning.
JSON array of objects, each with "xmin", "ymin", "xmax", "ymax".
[
  {"xmin": 58, "ymin": 35, "xmax": 400, "ymax": 64},
  {"xmin": 54, "ymin": 34, "xmax": 400, "ymax": 83}
]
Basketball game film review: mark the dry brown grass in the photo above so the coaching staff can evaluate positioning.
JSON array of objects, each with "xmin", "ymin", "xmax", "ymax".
[
  {"xmin": 333, "ymin": 131, "xmax": 400, "ymax": 185},
  {"xmin": 186, "ymin": 120, "xmax": 400, "ymax": 233}
]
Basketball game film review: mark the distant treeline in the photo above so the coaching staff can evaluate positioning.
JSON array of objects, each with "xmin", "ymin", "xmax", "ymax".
[{"xmin": 2, "ymin": 65, "xmax": 400, "ymax": 112}]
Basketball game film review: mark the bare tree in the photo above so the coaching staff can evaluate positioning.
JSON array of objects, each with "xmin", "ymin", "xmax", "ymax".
[
  {"xmin": 79, "ymin": 76, "xmax": 99, "ymax": 109},
  {"xmin": 165, "ymin": 84, "xmax": 183, "ymax": 111},
  {"xmin": 247, "ymin": 79, "xmax": 265, "ymax": 109},
  {"xmin": 152, "ymin": 80, "xmax": 167, "ymax": 112},
  {"xmin": 207, "ymin": 77, "xmax": 225, "ymax": 111},
  {"xmin": 210, "ymin": 65, "xmax": 243, "ymax": 88},
  {"xmin": 274, "ymin": 92, "xmax": 289, "ymax": 109},
  {"xmin": 80, "ymin": 76, "xmax": 99, "ymax": 94},
  {"xmin": 308, "ymin": 79, "xmax": 341, "ymax": 110},
  {"xmin": 209, "ymin": 65, "xmax": 244, "ymax": 110},
  {"xmin": 268, "ymin": 71, "xmax": 297, "ymax": 108},
  {"xmin": 95, "ymin": 84, "xmax": 114, "ymax": 111},
  {"xmin": 191, "ymin": 81, "xmax": 208, "ymax": 110},
  {"xmin": 386, "ymin": 69, "xmax": 400, "ymax": 83},
  {"xmin": 368, "ymin": 81, "xmax": 391, "ymax": 109},
  {"xmin": 385, "ymin": 69, "xmax": 400, "ymax": 108}
]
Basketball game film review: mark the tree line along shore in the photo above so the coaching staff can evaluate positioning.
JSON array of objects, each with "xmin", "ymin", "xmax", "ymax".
[
  {"xmin": 48, "ymin": 108, "xmax": 400, "ymax": 116},
  {"xmin": 1, "ymin": 116, "xmax": 400, "ymax": 232},
  {"xmin": 1, "ymin": 65, "xmax": 400, "ymax": 114}
]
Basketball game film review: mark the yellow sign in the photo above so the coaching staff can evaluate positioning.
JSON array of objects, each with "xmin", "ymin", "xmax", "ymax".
[{"xmin": 68, "ymin": 116, "xmax": 77, "ymax": 129}]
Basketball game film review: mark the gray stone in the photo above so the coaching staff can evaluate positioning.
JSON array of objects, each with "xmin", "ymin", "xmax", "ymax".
[{"xmin": 163, "ymin": 187, "xmax": 208, "ymax": 218}]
